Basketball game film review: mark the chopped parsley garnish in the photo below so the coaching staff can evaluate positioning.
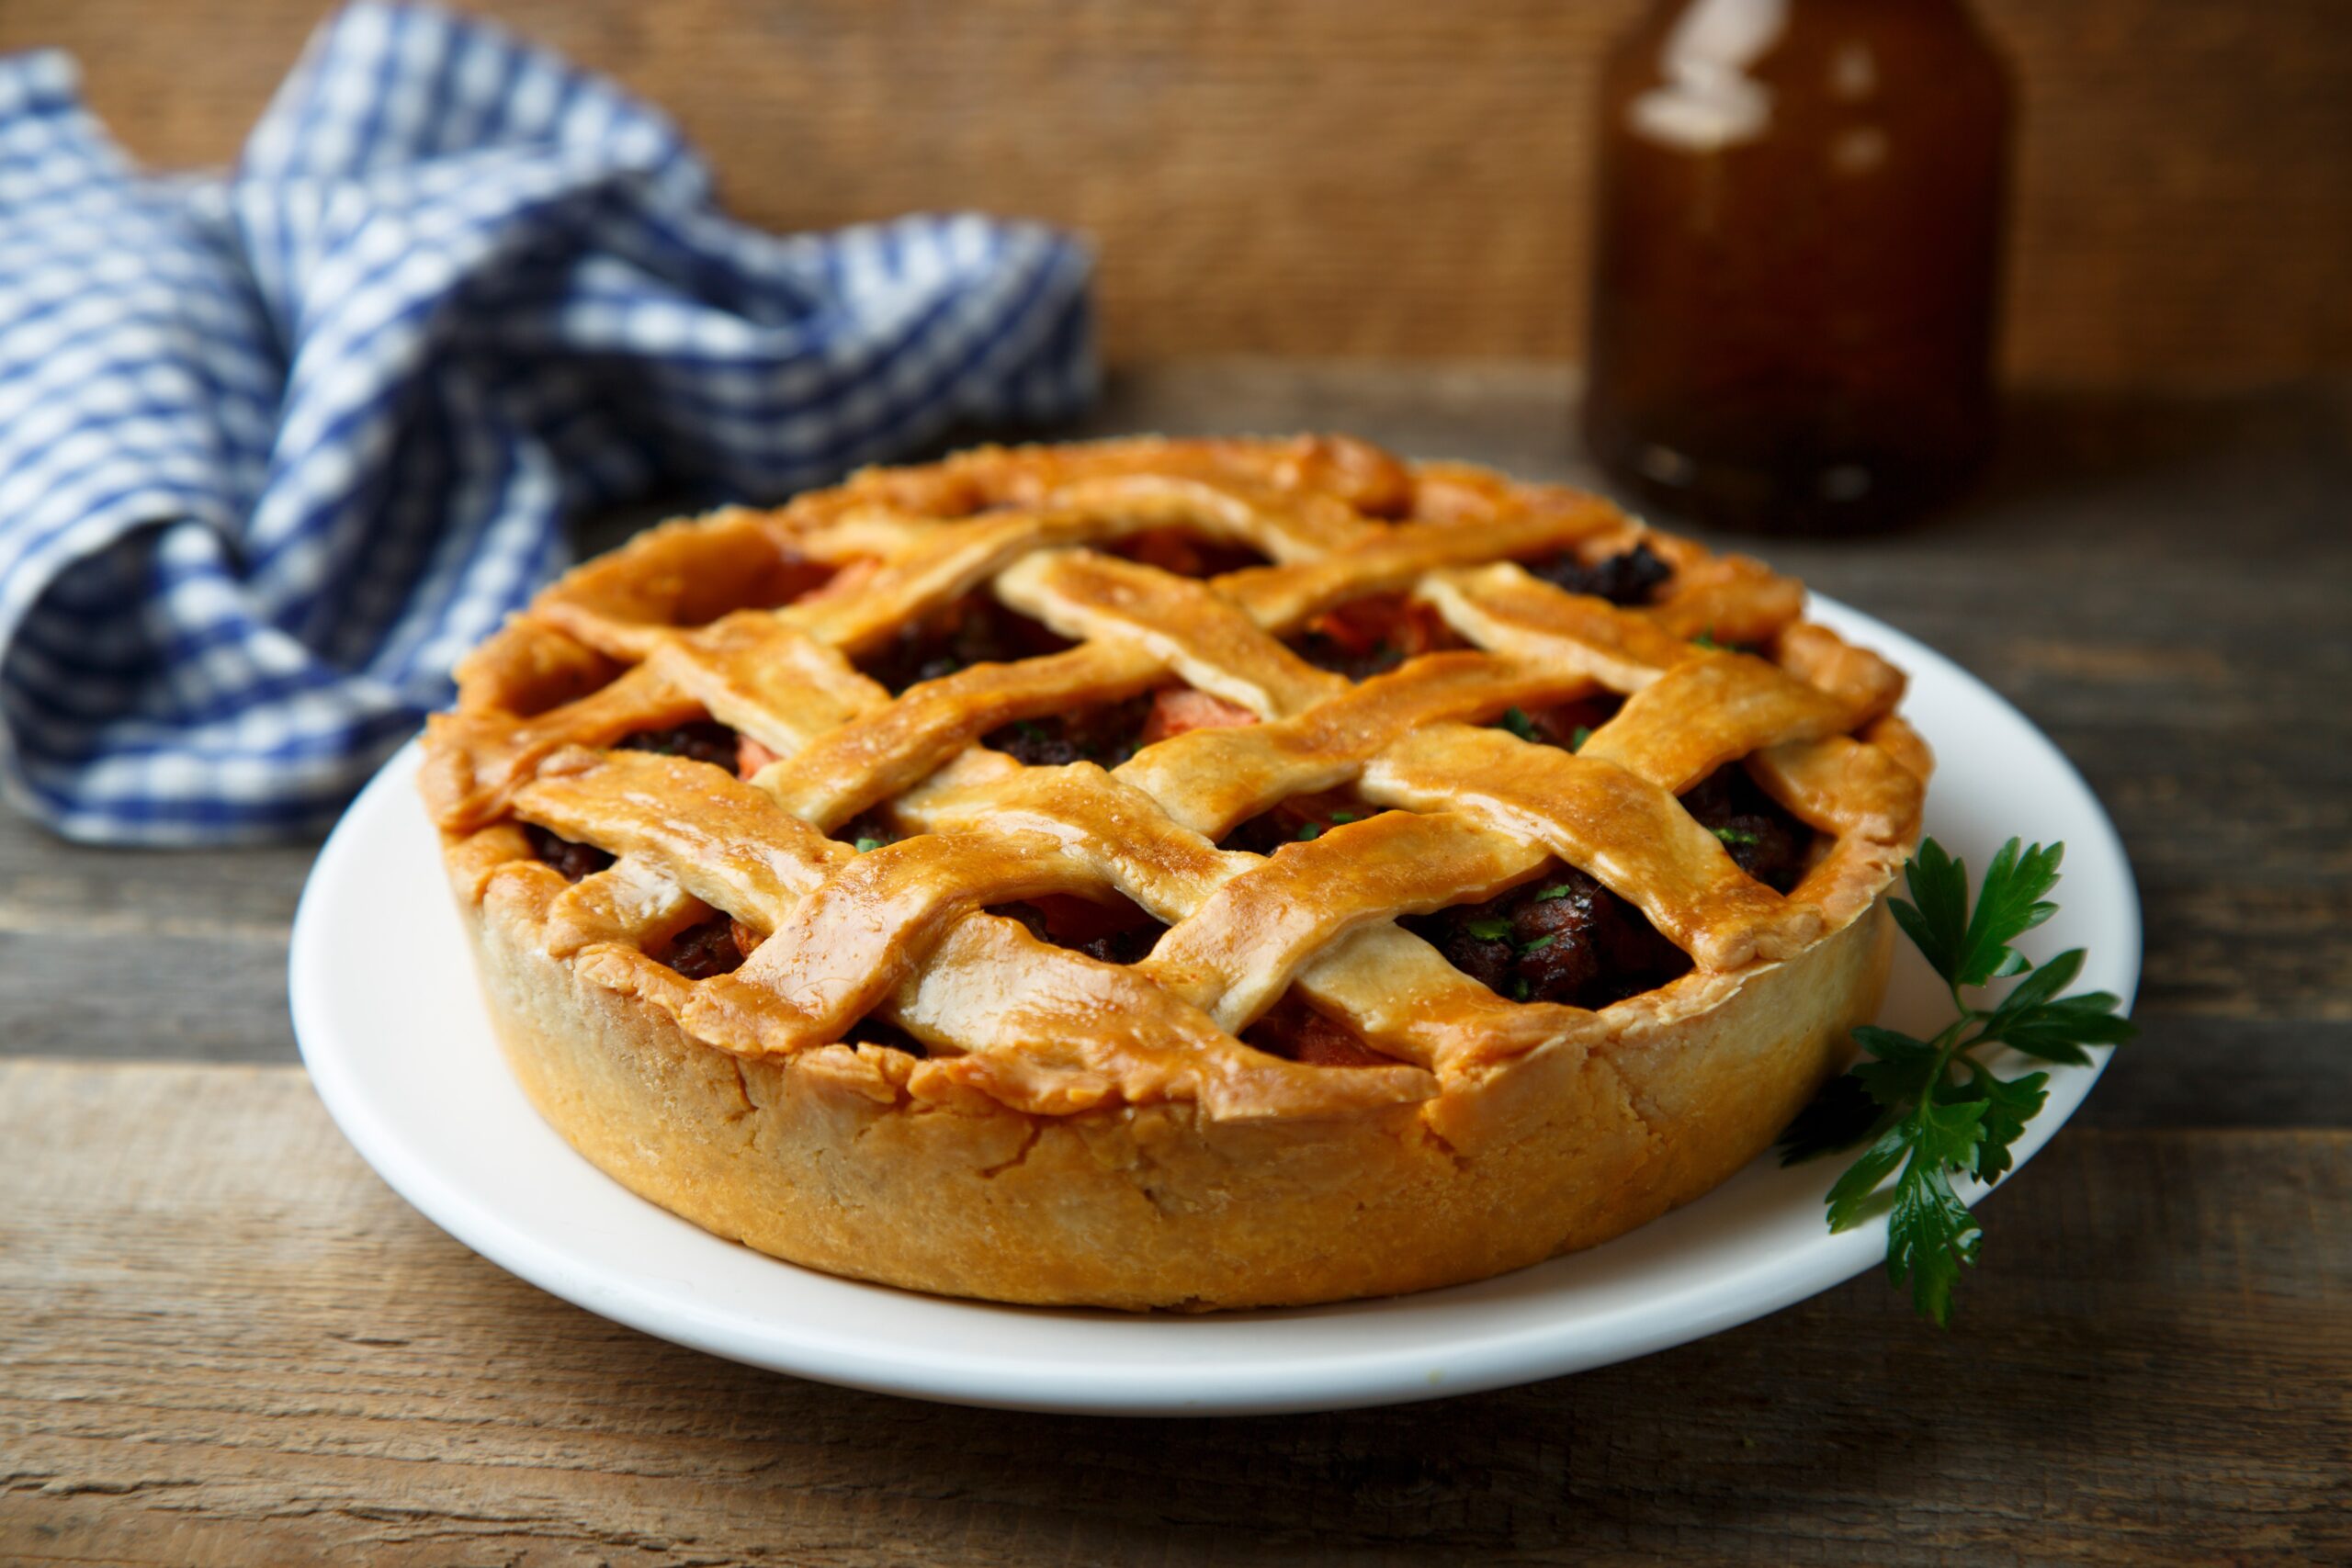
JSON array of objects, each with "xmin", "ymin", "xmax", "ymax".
[
  {"xmin": 1498, "ymin": 706, "xmax": 1542, "ymax": 742},
  {"xmin": 854, "ymin": 837, "xmax": 883, "ymax": 852},
  {"xmin": 1780, "ymin": 838, "xmax": 2136, "ymax": 1325},
  {"xmin": 1328, "ymin": 811, "xmax": 1358, "ymax": 825},
  {"xmin": 1517, "ymin": 933, "xmax": 1557, "ymax": 955},
  {"xmin": 1506, "ymin": 976, "xmax": 1532, "ymax": 1001},
  {"xmin": 1295, "ymin": 823, "xmax": 1323, "ymax": 841},
  {"xmin": 1569, "ymin": 725, "xmax": 1591, "ymax": 752},
  {"xmin": 1691, "ymin": 630, "xmax": 1724, "ymax": 650},
  {"xmin": 1463, "ymin": 915, "xmax": 1514, "ymax": 942},
  {"xmin": 1533, "ymin": 884, "xmax": 1576, "ymax": 901},
  {"xmin": 1713, "ymin": 826, "xmax": 1761, "ymax": 846}
]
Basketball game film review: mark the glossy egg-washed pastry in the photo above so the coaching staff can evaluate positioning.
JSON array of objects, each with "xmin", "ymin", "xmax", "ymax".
[{"xmin": 421, "ymin": 435, "xmax": 1930, "ymax": 1310}]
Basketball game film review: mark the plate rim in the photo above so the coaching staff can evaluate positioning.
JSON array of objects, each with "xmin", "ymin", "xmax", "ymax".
[{"xmin": 291, "ymin": 593, "xmax": 2141, "ymax": 1415}]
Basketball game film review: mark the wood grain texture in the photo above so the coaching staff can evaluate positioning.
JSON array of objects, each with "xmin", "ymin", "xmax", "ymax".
[
  {"xmin": 1, "ymin": 0, "xmax": 2346, "ymax": 385},
  {"xmin": 1, "ymin": 1061, "xmax": 2346, "ymax": 1565}
]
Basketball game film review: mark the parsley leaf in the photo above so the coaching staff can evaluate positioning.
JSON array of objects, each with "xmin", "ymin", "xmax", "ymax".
[
  {"xmin": 1894, "ymin": 837, "xmax": 2064, "ymax": 992},
  {"xmin": 1950, "ymin": 1059, "xmax": 2049, "ymax": 1186},
  {"xmin": 1507, "ymin": 976, "xmax": 1532, "ymax": 1001},
  {"xmin": 854, "ymin": 837, "xmax": 882, "ymax": 852},
  {"xmin": 1691, "ymin": 630, "xmax": 1724, "ymax": 650},
  {"xmin": 1463, "ymin": 915, "xmax": 1514, "ymax": 942},
  {"xmin": 1955, "ymin": 839, "xmax": 2064, "ymax": 987},
  {"xmin": 1778, "ymin": 835, "xmax": 2136, "ymax": 1325},
  {"xmin": 1498, "ymin": 706, "xmax": 1541, "ymax": 742},
  {"xmin": 1295, "ymin": 822, "xmax": 1324, "ymax": 841},
  {"xmin": 1713, "ymin": 825, "xmax": 1760, "ymax": 847},
  {"xmin": 1534, "ymin": 883, "xmax": 1576, "ymax": 901},
  {"xmin": 1884, "ymin": 1122, "xmax": 1984, "ymax": 1325},
  {"xmin": 1328, "ymin": 811, "xmax": 1358, "ymax": 826},
  {"xmin": 1518, "ymin": 932, "xmax": 1557, "ymax": 954},
  {"xmin": 1570, "ymin": 724, "xmax": 1592, "ymax": 751}
]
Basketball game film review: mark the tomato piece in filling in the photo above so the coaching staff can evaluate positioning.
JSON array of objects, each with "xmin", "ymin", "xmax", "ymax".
[
  {"xmin": 737, "ymin": 734, "xmax": 780, "ymax": 778},
  {"xmin": 1138, "ymin": 688, "xmax": 1259, "ymax": 745},
  {"xmin": 1293, "ymin": 593, "xmax": 1459, "ymax": 681}
]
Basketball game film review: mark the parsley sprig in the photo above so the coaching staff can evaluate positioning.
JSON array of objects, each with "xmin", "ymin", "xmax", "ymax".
[{"xmin": 1779, "ymin": 837, "xmax": 2135, "ymax": 1325}]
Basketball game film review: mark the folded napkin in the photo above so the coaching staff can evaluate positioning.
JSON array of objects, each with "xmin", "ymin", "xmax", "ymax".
[{"xmin": 0, "ymin": 2, "xmax": 1093, "ymax": 843}]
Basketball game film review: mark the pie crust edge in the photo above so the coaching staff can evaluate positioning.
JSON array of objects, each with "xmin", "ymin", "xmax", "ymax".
[{"xmin": 460, "ymin": 868, "xmax": 1894, "ymax": 1312}]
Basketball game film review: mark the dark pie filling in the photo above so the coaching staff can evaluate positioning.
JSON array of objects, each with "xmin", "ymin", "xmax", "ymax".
[
  {"xmin": 1217, "ymin": 795, "xmax": 1386, "ymax": 856},
  {"xmin": 986, "ymin": 683, "xmax": 1260, "ymax": 768},
  {"xmin": 1289, "ymin": 593, "xmax": 1463, "ymax": 681},
  {"xmin": 662, "ymin": 915, "xmax": 747, "ymax": 979},
  {"xmin": 832, "ymin": 808, "xmax": 900, "ymax": 852},
  {"xmin": 993, "ymin": 892, "xmax": 1168, "ymax": 965},
  {"xmin": 1102, "ymin": 527, "xmax": 1271, "ymax": 579},
  {"xmin": 859, "ymin": 594, "xmax": 1072, "ymax": 694},
  {"xmin": 1242, "ymin": 992, "xmax": 1394, "ymax": 1067},
  {"xmin": 1403, "ymin": 865, "xmax": 1692, "ymax": 1010},
  {"xmin": 1679, "ymin": 765, "xmax": 1811, "ymax": 895},
  {"xmin": 1518, "ymin": 539, "xmax": 1673, "ymax": 605},
  {"xmin": 524, "ymin": 823, "xmax": 614, "ymax": 883},
  {"xmin": 612, "ymin": 719, "xmax": 741, "ymax": 771},
  {"xmin": 1492, "ymin": 691, "xmax": 1624, "ymax": 751},
  {"xmin": 844, "ymin": 1017, "xmax": 929, "ymax": 1059},
  {"xmin": 986, "ymin": 693, "xmax": 1159, "ymax": 768},
  {"xmin": 1285, "ymin": 544, "xmax": 1674, "ymax": 683}
]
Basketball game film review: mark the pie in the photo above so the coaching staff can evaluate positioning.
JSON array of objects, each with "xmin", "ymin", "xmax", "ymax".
[{"xmin": 420, "ymin": 435, "xmax": 1931, "ymax": 1310}]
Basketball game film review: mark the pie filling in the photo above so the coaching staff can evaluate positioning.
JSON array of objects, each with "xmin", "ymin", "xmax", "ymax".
[
  {"xmin": 524, "ymin": 823, "xmax": 614, "ymax": 883},
  {"xmin": 985, "ymin": 684, "xmax": 1257, "ymax": 768},
  {"xmin": 860, "ymin": 594, "xmax": 1073, "ymax": 694},
  {"xmin": 843, "ymin": 1018, "xmax": 930, "ymax": 1058},
  {"xmin": 612, "ymin": 719, "xmax": 743, "ymax": 772},
  {"xmin": 1403, "ymin": 866, "xmax": 1693, "ymax": 1009},
  {"xmin": 993, "ymin": 892, "xmax": 1168, "ymax": 965},
  {"xmin": 1102, "ymin": 527, "xmax": 1270, "ymax": 579},
  {"xmin": 1516, "ymin": 539, "xmax": 1673, "ymax": 604},
  {"xmin": 1285, "ymin": 542, "xmax": 1674, "ymax": 683},
  {"xmin": 1290, "ymin": 593, "xmax": 1462, "ymax": 681},
  {"xmin": 1216, "ymin": 793, "xmax": 1391, "ymax": 856},
  {"xmin": 1402, "ymin": 766, "xmax": 1815, "ymax": 1008},
  {"xmin": 1241, "ymin": 992, "xmax": 1394, "ymax": 1067},
  {"xmin": 661, "ymin": 916, "xmax": 748, "ymax": 979},
  {"xmin": 1491, "ymin": 692, "xmax": 1624, "ymax": 751}
]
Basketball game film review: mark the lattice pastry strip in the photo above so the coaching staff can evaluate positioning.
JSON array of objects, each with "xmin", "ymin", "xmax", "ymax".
[
  {"xmin": 510, "ymin": 750, "xmax": 1430, "ymax": 1118},
  {"xmin": 432, "ymin": 434, "xmax": 1932, "ymax": 1125},
  {"xmin": 1360, "ymin": 727, "xmax": 1821, "ymax": 972},
  {"xmin": 996, "ymin": 549, "xmax": 1346, "ymax": 719}
]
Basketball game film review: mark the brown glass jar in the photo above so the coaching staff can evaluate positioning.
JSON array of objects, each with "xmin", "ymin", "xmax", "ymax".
[{"xmin": 1582, "ymin": 0, "xmax": 2012, "ymax": 534}]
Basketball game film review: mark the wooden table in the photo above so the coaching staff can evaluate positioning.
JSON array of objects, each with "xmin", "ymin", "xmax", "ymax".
[{"xmin": 5, "ymin": 366, "xmax": 2347, "ymax": 1564}]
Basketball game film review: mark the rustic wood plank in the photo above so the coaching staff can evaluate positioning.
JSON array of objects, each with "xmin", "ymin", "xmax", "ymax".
[
  {"xmin": 0, "ymin": 0, "xmax": 2345, "ymax": 384},
  {"xmin": 0, "ymin": 1061, "xmax": 2344, "ymax": 1564}
]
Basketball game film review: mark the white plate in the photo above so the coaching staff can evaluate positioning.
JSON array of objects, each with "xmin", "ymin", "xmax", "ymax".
[{"xmin": 291, "ymin": 596, "xmax": 2139, "ymax": 1416}]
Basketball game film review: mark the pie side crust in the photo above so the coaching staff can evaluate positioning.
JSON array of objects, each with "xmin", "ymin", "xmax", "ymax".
[{"xmin": 459, "ymin": 832, "xmax": 1894, "ymax": 1312}]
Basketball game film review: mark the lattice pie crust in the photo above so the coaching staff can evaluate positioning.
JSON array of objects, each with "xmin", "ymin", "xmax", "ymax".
[{"xmin": 422, "ymin": 436, "xmax": 1930, "ymax": 1309}]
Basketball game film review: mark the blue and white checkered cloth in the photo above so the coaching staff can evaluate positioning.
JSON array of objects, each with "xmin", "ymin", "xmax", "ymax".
[{"xmin": 0, "ymin": 2, "xmax": 1094, "ymax": 843}]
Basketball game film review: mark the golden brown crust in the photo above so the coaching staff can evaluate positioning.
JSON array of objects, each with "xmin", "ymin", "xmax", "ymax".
[
  {"xmin": 470, "ymin": 873, "xmax": 1892, "ymax": 1310},
  {"xmin": 424, "ymin": 434, "xmax": 1931, "ymax": 1309}
]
